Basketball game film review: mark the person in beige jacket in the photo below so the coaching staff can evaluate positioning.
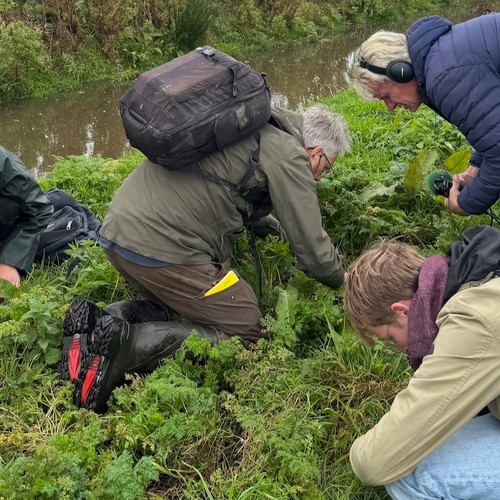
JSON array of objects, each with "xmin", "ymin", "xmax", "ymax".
[
  {"xmin": 58, "ymin": 104, "xmax": 351, "ymax": 412},
  {"xmin": 343, "ymin": 225, "xmax": 500, "ymax": 499}
]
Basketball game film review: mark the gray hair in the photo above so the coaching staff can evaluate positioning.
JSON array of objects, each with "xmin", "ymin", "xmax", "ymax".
[
  {"xmin": 351, "ymin": 31, "xmax": 410, "ymax": 102},
  {"xmin": 302, "ymin": 104, "xmax": 351, "ymax": 158}
]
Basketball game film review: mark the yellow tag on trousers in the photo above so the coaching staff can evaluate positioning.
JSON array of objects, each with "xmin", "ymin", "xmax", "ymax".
[{"xmin": 204, "ymin": 270, "xmax": 239, "ymax": 297}]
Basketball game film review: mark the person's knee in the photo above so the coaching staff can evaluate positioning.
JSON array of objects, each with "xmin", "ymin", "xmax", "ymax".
[
  {"xmin": 385, "ymin": 475, "xmax": 423, "ymax": 500},
  {"xmin": 221, "ymin": 313, "xmax": 265, "ymax": 348},
  {"xmin": 385, "ymin": 415, "xmax": 500, "ymax": 500}
]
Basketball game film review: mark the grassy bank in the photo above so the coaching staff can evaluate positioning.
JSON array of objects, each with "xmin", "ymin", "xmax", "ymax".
[
  {"xmin": 0, "ymin": 0, "xmax": 481, "ymax": 102},
  {"xmin": 0, "ymin": 88, "xmax": 495, "ymax": 499}
]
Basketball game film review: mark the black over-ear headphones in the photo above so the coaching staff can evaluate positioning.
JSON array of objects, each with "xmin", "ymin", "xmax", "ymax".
[{"xmin": 358, "ymin": 56, "xmax": 415, "ymax": 84}]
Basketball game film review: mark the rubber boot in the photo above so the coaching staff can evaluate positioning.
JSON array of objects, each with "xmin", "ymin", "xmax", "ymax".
[
  {"xmin": 104, "ymin": 300, "xmax": 175, "ymax": 324},
  {"xmin": 73, "ymin": 316, "xmax": 217, "ymax": 413},
  {"xmin": 57, "ymin": 298, "xmax": 172, "ymax": 382}
]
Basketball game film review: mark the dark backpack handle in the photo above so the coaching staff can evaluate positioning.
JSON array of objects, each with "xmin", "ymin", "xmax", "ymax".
[{"xmin": 199, "ymin": 47, "xmax": 239, "ymax": 96}]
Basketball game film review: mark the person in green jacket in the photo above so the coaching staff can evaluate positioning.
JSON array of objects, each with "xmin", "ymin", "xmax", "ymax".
[
  {"xmin": 0, "ymin": 146, "xmax": 52, "ymax": 289},
  {"xmin": 343, "ymin": 226, "xmax": 500, "ymax": 499},
  {"xmin": 58, "ymin": 104, "xmax": 351, "ymax": 413}
]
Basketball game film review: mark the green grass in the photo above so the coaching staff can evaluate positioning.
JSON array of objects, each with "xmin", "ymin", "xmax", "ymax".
[{"xmin": 0, "ymin": 88, "xmax": 495, "ymax": 499}]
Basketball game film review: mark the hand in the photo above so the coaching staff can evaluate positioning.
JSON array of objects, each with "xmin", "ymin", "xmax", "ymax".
[
  {"xmin": 445, "ymin": 178, "xmax": 470, "ymax": 215},
  {"xmin": 0, "ymin": 263, "xmax": 21, "ymax": 288},
  {"xmin": 444, "ymin": 165, "xmax": 478, "ymax": 216},
  {"xmin": 455, "ymin": 165, "xmax": 479, "ymax": 187}
]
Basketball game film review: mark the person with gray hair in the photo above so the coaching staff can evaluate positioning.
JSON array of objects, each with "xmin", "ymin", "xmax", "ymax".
[
  {"xmin": 303, "ymin": 104, "xmax": 351, "ymax": 171},
  {"xmin": 351, "ymin": 13, "xmax": 500, "ymax": 217},
  {"xmin": 58, "ymin": 104, "xmax": 351, "ymax": 413}
]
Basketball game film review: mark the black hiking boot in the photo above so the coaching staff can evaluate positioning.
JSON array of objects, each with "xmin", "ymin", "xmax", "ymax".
[
  {"xmin": 73, "ymin": 315, "xmax": 218, "ymax": 413},
  {"xmin": 73, "ymin": 315, "xmax": 117, "ymax": 413},
  {"xmin": 57, "ymin": 298, "xmax": 103, "ymax": 382}
]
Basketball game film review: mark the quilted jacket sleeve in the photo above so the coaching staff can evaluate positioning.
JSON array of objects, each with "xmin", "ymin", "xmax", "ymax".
[
  {"xmin": 422, "ymin": 15, "xmax": 500, "ymax": 214},
  {"xmin": 429, "ymin": 65, "xmax": 500, "ymax": 214}
]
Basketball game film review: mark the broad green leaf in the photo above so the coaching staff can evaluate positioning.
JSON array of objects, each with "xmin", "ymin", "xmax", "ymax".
[
  {"xmin": 26, "ymin": 327, "xmax": 37, "ymax": 343},
  {"xmin": 47, "ymin": 324, "xmax": 59, "ymax": 335},
  {"xmin": 274, "ymin": 285, "xmax": 298, "ymax": 326},
  {"xmin": 359, "ymin": 181, "xmax": 396, "ymax": 201},
  {"xmin": 404, "ymin": 146, "xmax": 439, "ymax": 197},
  {"xmin": 418, "ymin": 146, "xmax": 440, "ymax": 176},
  {"xmin": 38, "ymin": 338, "xmax": 49, "ymax": 350},
  {"xmin": 444, "ymin": 150, "xmax": 470, "ymax": 175},
  {"xmin": 27, "ymin": 346, "xmax": 42, "ymax": 363},
  {"xmin": 404, "ymin": 155, "xmax": 422, "ymax": 197},
  {"xmin": 0, "ymin": 278, "xmax": 17, "ymax": 299},
  {"xmin": 44, "ymin": 347, "xmax": 61, "ymax": 365}
]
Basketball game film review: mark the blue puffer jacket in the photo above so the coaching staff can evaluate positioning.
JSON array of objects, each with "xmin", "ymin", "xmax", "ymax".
[{"xmin": 407, "ymin": 14, "xmax": 500, "ymax": 215}]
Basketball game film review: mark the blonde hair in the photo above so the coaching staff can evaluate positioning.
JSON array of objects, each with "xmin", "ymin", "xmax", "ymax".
[
  {"xmin": 351, "ymin": 31, "xmax": 411, "ymax": 102},
  {"xmin": 344, "ymin": 239, "xmax": 425, "ymax": 345}
]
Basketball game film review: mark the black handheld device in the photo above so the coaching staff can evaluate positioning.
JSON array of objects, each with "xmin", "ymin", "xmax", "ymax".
[{"xmin": 427, "ymin": 170, "xmax": 453, "ymax": 198}]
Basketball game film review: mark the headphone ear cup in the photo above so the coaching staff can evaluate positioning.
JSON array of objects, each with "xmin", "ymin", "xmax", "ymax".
[{"xmin": 386, "ymin": 60, "xmax": 415, "ymax": 83}]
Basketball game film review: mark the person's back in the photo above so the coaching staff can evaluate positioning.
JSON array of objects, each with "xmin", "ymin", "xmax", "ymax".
[
  {"xmin": 101, "ymin": 107, "xmax": 344, "ymax": 286},
  {"xmin": 100, "ymin": 126, "xmax": 268, "ymax": 265}
]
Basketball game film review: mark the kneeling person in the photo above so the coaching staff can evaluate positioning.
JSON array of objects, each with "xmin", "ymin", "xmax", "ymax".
[{"xmin": 59, "ymin": 104, "xmax": 351, "ymax": 412}]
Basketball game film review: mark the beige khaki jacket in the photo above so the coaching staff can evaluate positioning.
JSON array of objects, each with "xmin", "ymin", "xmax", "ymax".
[{"xmin": 350, "ymin": 276, "xmax": 500, "ymax": 485}]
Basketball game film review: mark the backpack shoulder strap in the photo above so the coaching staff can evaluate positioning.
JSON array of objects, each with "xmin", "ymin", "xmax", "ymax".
[{"xmin": 195, "ymin": 130, "xmax": 262, "ymax": 195}]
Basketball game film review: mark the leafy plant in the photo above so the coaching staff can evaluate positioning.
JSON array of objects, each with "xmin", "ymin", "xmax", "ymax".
[
  {"xmin": 0, "ymin": 20, "xmax": 49, "ymax": 100},
  {"xmin": 169, "ymin": 0, "xmax": 218, "ymax": 53},
  {"xmin": 1, "ymin": 83, "xmax": 494, "ymax": 499}
]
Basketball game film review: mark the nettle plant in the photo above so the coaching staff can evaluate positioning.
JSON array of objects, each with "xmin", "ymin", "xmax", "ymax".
[
  {"xmin": 0, "ymin": 279, "xmax": 64, "ymax": 367},
  {"xmin": 315, "ymin": 90, "xmax": 492, "ymax": 262},
  {"xmin": 2, "ymin": 90, "xmax": 497, "ymax": 499}
]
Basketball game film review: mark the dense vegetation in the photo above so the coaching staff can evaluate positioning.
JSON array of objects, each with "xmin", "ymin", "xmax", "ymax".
[
  {"xmin": 0, "ymin": 0, "xmax": 479, "ymax": 101},
  {"xmin": 1, "ymin": 87, "xmax": 496, "ymax": 498}
]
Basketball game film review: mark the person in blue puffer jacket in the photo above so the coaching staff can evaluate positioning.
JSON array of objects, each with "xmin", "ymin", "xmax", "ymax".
[{"xmin": 350, "ymin": 13, "xmax": 500, "ymax": 217}]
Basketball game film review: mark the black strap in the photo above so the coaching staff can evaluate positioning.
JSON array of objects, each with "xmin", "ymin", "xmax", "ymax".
[
  {"xmin": 243, "ymin": 132, "xmax": 264, "ymax": 301},
  {"xmin": 195, "ymin": 130, "xmax": 261, "ymax": 203},
  {"xmin": 66, "ymin": 257, "xmax": 81, "ymax": 278},
  {"xmin": 248, "ymin": 223, "xmax": 263, "ymax": 301},
  {"xmin": 196, "ymin": 166, "xmax": 240, "ymax": 191},
  {"xmin": 487, "ymin": 208, "xmax": 500, "ymax": 227},
  {"xmin": 200, "ymin": 48, "xmax": 238, "ymax": 96},
  {"xmin": 236, "ymin": 131, "xmax": 261, "ymax": 195}
]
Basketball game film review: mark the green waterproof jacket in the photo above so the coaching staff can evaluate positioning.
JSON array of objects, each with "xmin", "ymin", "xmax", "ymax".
[
  {"xmin": 101, "ymin": 107, "xmax": 344, "ymax": 289},
  {"xmin": 0, "ymin": 146, "xmax": 53, "ymax": 272}
]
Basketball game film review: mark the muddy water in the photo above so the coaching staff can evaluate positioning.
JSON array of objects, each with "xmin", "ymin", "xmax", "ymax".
[{"xmin": 0, "ymin": 3, "xmax": 494, "ymax": 174}]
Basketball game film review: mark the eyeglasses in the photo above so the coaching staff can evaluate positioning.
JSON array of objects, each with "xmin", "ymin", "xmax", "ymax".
[
  {"xmin": 371, "ymin": 81, "xmax": 384, "ymax": 100},
  {"xmin": 319, "ymin": 152, "xmax": 332, "ymax": 170},
  {"xmin": 308, "ymin": 148, "xmax": 331, "ymax": 166}
]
